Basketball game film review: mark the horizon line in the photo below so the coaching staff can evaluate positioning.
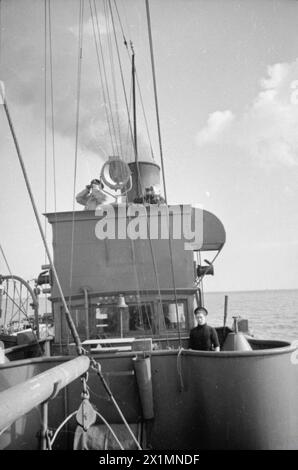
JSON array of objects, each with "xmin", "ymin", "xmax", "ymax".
[{"xmin": 204, "ymin": 287, "xmax": 298, "ymax": 294}]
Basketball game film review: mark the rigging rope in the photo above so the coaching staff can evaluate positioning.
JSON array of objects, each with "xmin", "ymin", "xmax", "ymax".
[
  {"xmin": 108, "ymin": 2, "xmax": 144, "ymax": 202},
  {"xmin": 124, "ymin": 78, "xmax": 133, "ymax": 160},
  {"xmin": 145, "ymin": 0, "xmax": 182, "ymax": 346},
  {"xmin": 0, "ymin": 89, "xmax": 82, "ymax": 354},
  {"xmin": 177, "ymin": 347, "xmax": 185, "ymax": 392},
  {"xmin": 108, "ymin": 0, "xmax": 143, "ymax": 204},
  {"xmin": 2, "ymin": 290, "xmax": 29, "ymax": 323},
  {"xmin": 107, "ymin": 0, "xmax": 135, "ymax": 160},
  {"xmin": 4, "ymin": 279, "xmax": 8, "ymax": 326},
  {"xmin": 44, "ymin": 0, "xmax": 48, "ymax": 265},
  {"xmin": 113, "ymin": 0, "xmax": 155, "ymax": 160},
  {"xmin": 92, "ymin": 0, "xmax": 119, "ymax": 154},
  {"xmin": 146, "ymin": 213, "xmax": 170, "ymax": 347},
  {"xmin": 89, "ymin": 357, "xmax": 142, "ymax": 450},
  {"xmin": 68, "ymin": 0, "xmax": 84, "ymax": 314},
  {"xmin": 89, "ymin": 0, "xmax": 116, "ymax": 155},
  {"xmin": 48, "ymin": 0, "xmax": 58, "ymax": 219},
  {"xmin": 95, "ymin": 410, "xmax": 125, "ymax": 450},
  {"xmin": 10, "ymin": 290, "xmax": 28, "ymax": 323},
  {"xmin": 12, "ymin": 280, "xmax": 16, "ymax": 324},
  {"xmin": 145, "ymin": 0, "xmax": 167, "ymax": 201},
  {"xmin": 0, "ymin": 0, "xmax": 2, "ymax": 73},
  {"xmin": 49, "ymin": 401, "xmax": 125, "ymax": 450},
  {"xmin": 198, "ymin": 250, "xmax": 204, "ymax": 306},
  {"xmin": 49, "ymin": 410, "xmax": 77, "ymax": 448},
  {"xmin": 0, "ymin": 243, "xmax": 12, "ymax": 278},
  {"xmin": 10, "ymin": 289, "xmax": 29, "ymax": 322},
  {"xmin": 46, "ymin": 0, "xmax": 58, "ymax": 320},
  {"xmin": 103, "ymin": 0, "xmax": 124, "ymax": 157},
  {"xmin": 107, "ymin": 2, "xmax": 170, "ymax": 344},
  {"xmin": 41, "ymin": 0, "xmax": 56, "ymax": 318},
  {"xmin": 105, "ymin": 2, "xmax": 154, "ymax": 338}
]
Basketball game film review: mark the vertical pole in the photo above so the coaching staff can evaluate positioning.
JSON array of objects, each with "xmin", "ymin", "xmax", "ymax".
[
  {"xmin": 40, "ymin": 401, "xmax": 49, "ymax": 450},
  {"xmin": 4, "ymin": 279, "xmax": 8, "ymax": 328},
  {"xmin": 34, "ymin": 287, "xmax": 40, "ymax": 340},
  {"xmin": 131, "ymin": 48, "xmax": 142, "ymax": 200},
  {"xmin": 132, "ymin": 51, "xmax": 137, "ymax": 166},
  {"xmin": 0, "ymin": 340, "xmax": 5, "ymax": 364},
  {"xmin": 224, "ymin": 295, "xmax": 228, "ymax": 327},
  {"xmin": 83, "ymin": 288, "xmax": 89, "ymax": 340},
  {"xmin": 43, "ymin": 339, "xmax": 51, "ymax": 356},
  {"xmin": 0, "ymin": 284, "xmax": 3, "ymax": 321},
  {"xmin": 120, "ymin": 309, "xmax": 123, "ymax": 338},
  {"xmin": 145, "ymin": 0, "xmax": 167, "ymax": 204}
]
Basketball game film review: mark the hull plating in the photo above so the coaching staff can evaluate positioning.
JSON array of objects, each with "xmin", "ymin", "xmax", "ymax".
[{"xmin": 0, "ymin": 341, "xmax": 297, "ymax": 450}]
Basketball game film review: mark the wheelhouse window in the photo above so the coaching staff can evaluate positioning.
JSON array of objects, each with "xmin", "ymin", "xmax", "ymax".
[
  {"xmin": 61, "ymin": 299, "xmax": 188, "ymax": 342},
  {"xmin": 162, "ymin": 301, "xmax": 186, "ymax": 330},
  {"xmin": 70, "ymin": 308, "xmax": 86, "ymax": 339},
  {"xmin": 95, "ymin": 305, "xmax": 119, "ymax": 335},
  {"xmin": 128, "ymin": 304, "xmax": 154, "ymax": 334},
  {"xmin": 93, "ymin": 303, "xmax": 155, "ymax": 337},
  {"xmin": 68, "ymin": 306, "xmax": 99, "ymax": 340}
]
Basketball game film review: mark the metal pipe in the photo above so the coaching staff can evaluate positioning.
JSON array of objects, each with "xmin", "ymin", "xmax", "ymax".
[
  {"xmin": 82, "ymin": 288, "xmax": 89, "ymax": 340},
  {"xmin": 0, "ymin": 355, "xmax": 90, "ymax": 430}
]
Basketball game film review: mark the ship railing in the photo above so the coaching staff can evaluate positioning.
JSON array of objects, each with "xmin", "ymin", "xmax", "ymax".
[
  {"xmin": 82, "ymin": 337, "xmax": 136, "ymax": 352},
  {"xmin": 0, "ymin": 355, "xmax": 90, "ymax": 448},
  {"xmin": 4, "ymin": 337, "xmax": 52, "ymax": 357}
]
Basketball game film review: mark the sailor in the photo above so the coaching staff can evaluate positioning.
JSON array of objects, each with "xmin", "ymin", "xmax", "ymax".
[
  {"xmin": 76, "ymin": 179, "xmax": 106, "ymax": 210},
  {"xmin": 144, "ymin": 186, "xmax": 165, "ymax": 204},
  {"xmin": 189, "ymin": 307, "xmax": 220, "ymax": 351}
]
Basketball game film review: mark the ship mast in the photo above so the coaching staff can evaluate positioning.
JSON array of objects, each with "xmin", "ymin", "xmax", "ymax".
[
  {"xmin": 131, "ymin": 42, "xmax": 142, "ymax": 200},
  {"xmin": 132, "ymin": 43, "xmax": 137, "ymax": 164}
]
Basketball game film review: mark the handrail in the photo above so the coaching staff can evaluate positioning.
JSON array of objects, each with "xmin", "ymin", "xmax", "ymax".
[{"xmin": 0, "ymin": 355, "xmax": 90, "ymax": 430}]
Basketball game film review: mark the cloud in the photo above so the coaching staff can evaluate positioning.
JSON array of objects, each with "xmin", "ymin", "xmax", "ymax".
[
  {"xmin": 196, "ymin": 110, "xmax": 234, "ymax": 145},
  {"xmin": 2, "ymin": 6, "xmax": 151, "ymax": 162},
  {"xmin": 68, "ymin": 11, "xmax": 109, "ymax": 38},
  {"xmin": 196, "ymin": 60, "xmax": 298, "ymax": 167}
]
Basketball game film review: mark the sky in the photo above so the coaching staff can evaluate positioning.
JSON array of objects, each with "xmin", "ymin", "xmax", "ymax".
[{"xmin": 1, "ymin": 0, "xmax": 298, "ymax": 292}]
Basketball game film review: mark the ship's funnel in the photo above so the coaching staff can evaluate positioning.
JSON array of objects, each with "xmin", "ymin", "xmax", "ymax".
[{"xmin": 127, "ymin": 161, "xmax": 161, "ymax": 202}]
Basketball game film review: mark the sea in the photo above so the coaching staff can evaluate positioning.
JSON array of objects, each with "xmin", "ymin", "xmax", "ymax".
[
  {"xmin": 1, "ymin": 289, "xmax": 298, "ymax": 344},
  {"xmin": 204, "ymin": 289, "xmax": 298, "ymax": 344}
]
